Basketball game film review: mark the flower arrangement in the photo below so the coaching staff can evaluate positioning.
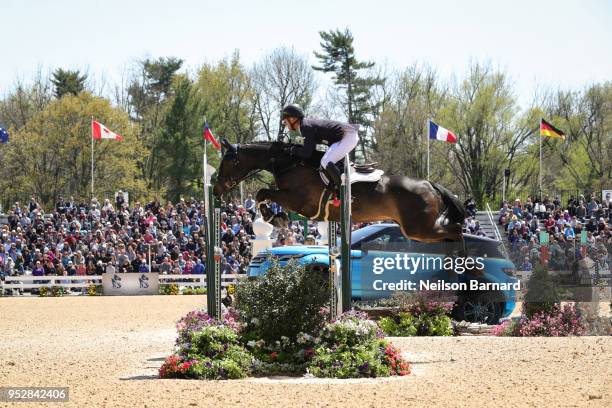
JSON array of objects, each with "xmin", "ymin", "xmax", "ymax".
[
  {"xmin": 159, "ymin": 260, "xmax": 411, "ymax": 380},
  {"xmin": 182, "ymin": 287, "xmax": 207, "ymax": 295},
  {"xmin": 307, "ymin": 312, "xmax": 410, "ymax": 378},
  {"xmin": 39, "ymin": 286, "xmax": 65, "ymax": 297},
  {"xmin": 493, "ymin": 265, "xmax": 587, "ymax": 337},
  {"xmin": 377, "ymin": 291, "xmax": 453, "ymax": 336},
  {"xmin": 160, "ymin": 284, "xmax": 179, "ymax": 295},
  {"xmin": 160, "ymin": 309, "xmax": 252, "ymax": 380},
  {"xmin": 87, "ymin": 284, "xmax": 101, "ymax": 296},
  {"xmin": 494, "ymin": 304, "xmax": 587, "ymax": 337}
]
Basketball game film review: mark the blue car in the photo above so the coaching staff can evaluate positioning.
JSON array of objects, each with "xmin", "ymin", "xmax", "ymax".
[{"xmin": 248, "ymin": 223, "xmax": 518, "ymax": 324}]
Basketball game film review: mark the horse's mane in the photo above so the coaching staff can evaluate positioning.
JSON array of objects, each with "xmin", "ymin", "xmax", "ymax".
[{"xmin": 237, "ymin": 141, "xmax": 323, "ymax": 167}]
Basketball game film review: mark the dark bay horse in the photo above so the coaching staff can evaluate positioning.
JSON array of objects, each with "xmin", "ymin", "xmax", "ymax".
[{"xmin": 213, "ymin": 140, "xmax": 466, "ymax": 242}]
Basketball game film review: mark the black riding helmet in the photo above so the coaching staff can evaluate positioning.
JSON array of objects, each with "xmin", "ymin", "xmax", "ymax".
[{"xmin": 281, "ymin": 104, "xmax": 304, "ymax": 120}]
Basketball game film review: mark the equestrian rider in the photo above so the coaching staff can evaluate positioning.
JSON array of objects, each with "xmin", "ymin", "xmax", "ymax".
[{"xmin": 281, "ymin": 104, "xmax": 359, "ymax": 191}]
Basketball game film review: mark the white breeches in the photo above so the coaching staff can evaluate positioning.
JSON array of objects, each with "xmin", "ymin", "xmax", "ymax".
[{"xmin": 320, "ymin": 124, "xmax": 359, "ymax": 167}]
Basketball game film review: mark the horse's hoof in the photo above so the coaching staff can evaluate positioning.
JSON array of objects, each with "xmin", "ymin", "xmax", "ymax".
[{"xmin": 271, "ymin": 212, "xmax": 289, "ymax": 228}]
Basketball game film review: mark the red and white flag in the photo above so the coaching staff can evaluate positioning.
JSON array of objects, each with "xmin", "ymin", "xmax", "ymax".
[
  {"xmin": 92, "ymin": 120, "xmax": 123, "ymax": 141},
  {"xmin": 203, "ymin": 121, "xmax": 221, "ymax": 151}
]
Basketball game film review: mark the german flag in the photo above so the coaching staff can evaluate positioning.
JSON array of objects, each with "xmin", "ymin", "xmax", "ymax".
[{"xmin": 540, "ymin": 118, "xmax": 565, "ymax": 139}]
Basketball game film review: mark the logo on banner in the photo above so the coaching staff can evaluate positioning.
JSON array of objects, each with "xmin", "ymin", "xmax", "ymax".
[
  {"xmin": 112, "ymin": 274, "xmax": 122, "ymax": 288},
  {"xmin": 139, "ymin": 274, "xmax": 149, "ymax": 288}
]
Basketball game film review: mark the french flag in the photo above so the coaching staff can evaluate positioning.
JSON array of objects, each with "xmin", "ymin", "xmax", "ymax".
[{"xmin": 428, "ymin": 120, "xmax": 457, "ymax": 143}]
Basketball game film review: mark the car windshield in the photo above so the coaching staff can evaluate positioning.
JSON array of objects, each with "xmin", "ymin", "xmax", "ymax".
[
  {"xmin": 351, "ymin": 224, "xmax": 506, "ymax": 259},
  {"xmin": 351, "ymin": 224, "xmax": 388, "ymax": 245}
]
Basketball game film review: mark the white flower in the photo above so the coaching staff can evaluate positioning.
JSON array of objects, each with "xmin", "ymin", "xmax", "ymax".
[
  {"xmin": 247, "ymin": 340, "xmax": 256, "ymax": 348},
  {"xmin": 251, "ymin": 317, "xmax": 260, "ymax": 326}
]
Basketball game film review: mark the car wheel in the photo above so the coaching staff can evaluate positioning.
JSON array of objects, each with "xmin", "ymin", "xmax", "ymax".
[{"xmin": 454, "ymin": 291, "xmax": 502, "ymax": 325}]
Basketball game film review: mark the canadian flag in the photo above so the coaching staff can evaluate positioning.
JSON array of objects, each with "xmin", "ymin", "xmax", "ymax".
[{"xmin": 92, "ymin": 120, "xmax": 123, "ymax": 141}]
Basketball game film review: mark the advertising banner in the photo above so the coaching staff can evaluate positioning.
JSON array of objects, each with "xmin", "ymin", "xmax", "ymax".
[{"xmin": 102, "ymin": 273, "xmax": 159, "ymax": 295}]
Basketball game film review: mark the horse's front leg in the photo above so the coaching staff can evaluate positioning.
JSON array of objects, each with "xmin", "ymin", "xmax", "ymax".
[{"xmin": 256, "ymin": 188, "xmax": 290, "ymax": 228}]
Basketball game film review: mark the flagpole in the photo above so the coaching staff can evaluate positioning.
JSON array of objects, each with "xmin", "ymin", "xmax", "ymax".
[
  {"xmin": 91, "ymin": 116, "xmax": 94, "ymax": 200},
  {"xmin": 204, "ymin": 132, "xmax": 209, "ymax": 216},
  {"xmin": 539, "ymin": 118, "xmax": 542, "ymax": 200},
  {"xmin": 426, "ymin": 119, "xmax": 430, "ymax": 181}
]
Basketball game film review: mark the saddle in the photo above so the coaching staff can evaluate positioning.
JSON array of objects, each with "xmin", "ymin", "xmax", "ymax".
[{"xmin": 353, "ymin": 162, "xmax": 378, "ymax": 174}]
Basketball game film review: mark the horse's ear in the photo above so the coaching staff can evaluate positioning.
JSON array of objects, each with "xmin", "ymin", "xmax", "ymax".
[{"xmin": 221, "ymin": 138, "xmax": 235, "ymax": 153}]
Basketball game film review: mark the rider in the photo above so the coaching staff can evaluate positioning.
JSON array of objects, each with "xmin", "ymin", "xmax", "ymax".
[{"xmin": 281, "ymin": 104, "xmax": 359, "ymax": 191}]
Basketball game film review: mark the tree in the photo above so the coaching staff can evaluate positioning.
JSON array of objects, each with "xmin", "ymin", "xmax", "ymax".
[
  {"xmin": 552, "ymin": 83, "xmax": 612, "ymax": 191},
  {"xmin": 373, "ymin": 65, "xmax": 444, "ymax": 178},
  {"xmin": 195, "ymin": 51, "xmax": 257, "ymax": 145},
  {"xmin": 0, "ymin": 72, "xmax": 52, "ymax": 130},
  {"xmin": 313, "ymin": 28, "xmax": 384, "ymax": 160},
  {"xmin": 126, "ymin": 57, "xmax": 184, "ymax": 188},
  {"xmin": 251, "ymin": 47, "xmax": 316, "ymax": 141},
  {"xmin": 0, "ymin": 93, "xmax": 146, "ymax": 207},
  {"xmin": 439, "ymin": 63, "xmax": 533, "ymax": 205},
  {"xmin": 50, "ymin": 68, "xmax": 87, "ymax": 99},
  {"xmin": 154, "ymin": 75, "xmax": 205, "ymax": 202}
]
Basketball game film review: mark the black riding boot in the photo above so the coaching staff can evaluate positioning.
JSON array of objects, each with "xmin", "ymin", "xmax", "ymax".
[{"xmin": 325, "ymin": 162, "xmax": 343, "ymax": 191}]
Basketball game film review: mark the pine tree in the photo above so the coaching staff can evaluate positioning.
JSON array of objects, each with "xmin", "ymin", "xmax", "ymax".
[
  {"xmin": 50, "ymin": 68, "xmax": 87, "ymax": 99},
  {"xmin": 313, "ymin": 28, "xmax": 384, "ymax": 160}
]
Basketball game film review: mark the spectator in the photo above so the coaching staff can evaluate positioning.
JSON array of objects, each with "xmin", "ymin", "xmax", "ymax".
[{"xmin": 519, "ymin": 256, "xmax": 533, "ymax": 271}]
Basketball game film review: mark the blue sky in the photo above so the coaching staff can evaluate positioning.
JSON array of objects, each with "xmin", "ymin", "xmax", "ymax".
[{"xmin": 2, "ymin": 0, "xmax": 610, "ymax": 108}]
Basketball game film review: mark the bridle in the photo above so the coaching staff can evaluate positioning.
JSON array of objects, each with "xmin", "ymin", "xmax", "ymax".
[
  {"xmin": 216, "ymin": 142, "xmax": 304, "ymax": 194},
  {"xmin": 216, "ymin": 145, "xmax": 269, "ymax": 191}
]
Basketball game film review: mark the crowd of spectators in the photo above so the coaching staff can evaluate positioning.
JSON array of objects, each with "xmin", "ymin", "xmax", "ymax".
[
  {"xmin": 498, "ymin": 193, "xmax": 611, "ymax": 274},
  {"xmin": 0, "ymin": 193, "xmax": 261, "ymax": 279}
]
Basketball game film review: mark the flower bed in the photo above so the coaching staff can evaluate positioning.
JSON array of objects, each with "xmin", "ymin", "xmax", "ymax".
[
  {"xmin": 377, "ymin": 291, "xmax": 454, "ymax": 336},
  {"xmin": 159, "ymin": 258, "xmax": 410, "ymax": 380},
  {"xmin": 493, "ymin": 304, "xmax": 587, "ymax": 337}
]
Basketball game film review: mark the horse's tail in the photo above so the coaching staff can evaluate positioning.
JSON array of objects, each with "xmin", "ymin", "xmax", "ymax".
[{"xmin": 430, "ymin": 182, "xmax": 467, "ymax": 225}]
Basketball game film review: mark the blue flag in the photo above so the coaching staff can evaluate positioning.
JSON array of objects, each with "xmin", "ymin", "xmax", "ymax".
[{"xmin": 0, "ymin": 127, "xmax": 8, "ymax": 144}]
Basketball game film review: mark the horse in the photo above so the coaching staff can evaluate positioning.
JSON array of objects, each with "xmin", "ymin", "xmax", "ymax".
[{"xmin": 213, "ymin": 140, "xmax": 466, "ymax": 243}]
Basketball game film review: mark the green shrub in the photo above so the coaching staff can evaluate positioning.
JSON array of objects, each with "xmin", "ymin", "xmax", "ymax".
[
  {"xmin": 182, "ymin": 287, "xmax": 206, "ymax": 295},
  {"xmin": 377, "ymin": 294, "xmax": 453, "ymax": 337},
  {"xmin": 307, "ymin": 313, "xmax": 410, "ymax": 378},
  {"xmin": 523, "ymin": 264, "xmax": 559, "ymax": 318},
  {"xmin": 378, "ymin": 312, "xmax": 418, "ymax": 336},
  {"xmin": 160, "ymin": 284, "xmax": 179, "ymax": 295},
  {"xmin": 308, "ymin": 342, "xmax": 391, "ymax": 378},
  {"xmin": 235, "ymin": 257, "xmax": 329, "ymax": 344},
  {"xmin": 414, "ymin": 314, "xmax": 453, "ymax": 336},
  {"xmin": 161, "ymin": 324, "xmax": 252, "ymax": 380}
]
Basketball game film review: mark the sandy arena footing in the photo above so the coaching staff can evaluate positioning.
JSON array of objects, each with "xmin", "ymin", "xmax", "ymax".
[{"xmin": 0, "ymin": 296, "xmax": 610, "ymax": 407}]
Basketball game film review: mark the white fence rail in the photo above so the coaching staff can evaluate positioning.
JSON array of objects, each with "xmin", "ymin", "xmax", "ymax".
[
  {"xmin": 159, "ymin": 274, "xmax": 244, "ymax": 288},
  {"xmin": 1, "ymin": 273, "xmax": 244, "ymax": 292}
]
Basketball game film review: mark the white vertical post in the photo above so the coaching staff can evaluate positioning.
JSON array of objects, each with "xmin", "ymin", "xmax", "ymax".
[
  {"xmin": 502, "ymin": 172, "xmax": 506, "ymax": 204},
  {"xmin": 204, "ymin": 138, "xmax": 209, "ymax": 216},
  {"xmin": 91, "ymin": 116, "xmax": 94, "ymax": 199},
  {"xmin": 427, "ymin": 119, "xmax": 431, "ymax": 181},
  {"xmin": 539, "ymin": 118, "xmax": 543, "ymax": 200}
]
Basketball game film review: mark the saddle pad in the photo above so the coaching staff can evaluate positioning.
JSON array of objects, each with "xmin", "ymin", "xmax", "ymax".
[{"xmin": 342, "ymin": 167, "xmax": 384, "ymax": 184}]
